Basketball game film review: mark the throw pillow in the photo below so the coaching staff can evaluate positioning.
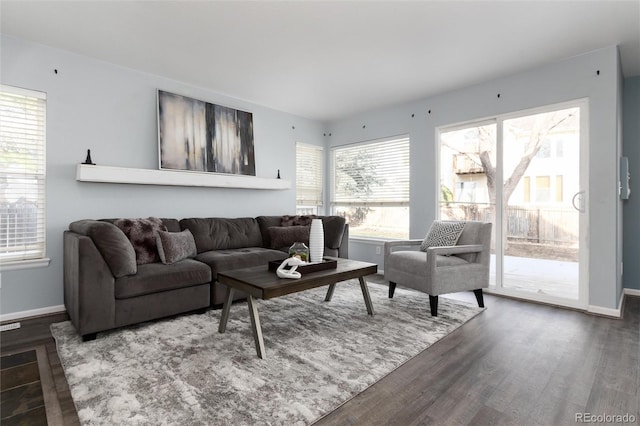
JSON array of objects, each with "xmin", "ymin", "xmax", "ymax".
[
  {"xmin": 114, "ymin": 217, "xmax": 167, "ymax": 264},
  {"xmin": 281, "ymin": 215, "xmax": 316, "ymax": 227},
  {"xmin": 268, "ymin": 225, "xmax": 310, "ymax": 249},
  {"xmin": 156, "ymin": 229, "xmax": 197, "ymax": 265},
  {"xmin": 420, "ymin": 221, "xmax": 466, "ymax": 252}
]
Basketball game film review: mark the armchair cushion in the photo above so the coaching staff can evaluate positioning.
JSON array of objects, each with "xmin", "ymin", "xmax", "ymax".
[{"xmin": 420, "ymin": 220, "xmax": 466, "ymax": 251}]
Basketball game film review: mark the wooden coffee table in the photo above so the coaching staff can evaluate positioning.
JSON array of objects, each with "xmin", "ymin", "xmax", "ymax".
[{"xmin": 217, "ymin": 257, "xmax": 378, "ymax": 358}]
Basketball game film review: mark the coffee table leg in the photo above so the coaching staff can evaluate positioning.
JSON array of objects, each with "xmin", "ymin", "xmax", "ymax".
[
  {"xmin": 247, "ymin": 295, "xmax": 266, "ymax": 359},
  {"xmin": 359, "ymin": 276, "xmax": 375, "ymax": 315},
  {"xmin": 324, "ymin": 283, "xmax": 336, "ymax": 301},
  {"xmin": 218, "ymin": 286, "xmax": 235, "ymax": 333}
]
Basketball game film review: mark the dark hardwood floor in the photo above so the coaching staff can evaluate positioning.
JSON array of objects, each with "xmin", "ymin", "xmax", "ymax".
[
  {"xmin": 1, "ymin": 277, "xmax": 638, "ymax": 425},
  {"xmin": 1, "ymin": 349, "xmax": 47, "ymax": 425},
  {"xmin": 1, "ymin": 313, "xmax": 78, "ymax": 426}
]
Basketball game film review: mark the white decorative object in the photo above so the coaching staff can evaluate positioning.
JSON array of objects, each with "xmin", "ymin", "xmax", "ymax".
[
  {"xmin": 309, "ymin": 219, "xmax": 324, "ymax": 263},
  {"xmin": 276, "ymin": 257, "xmax": 307, "ymax": 279}
]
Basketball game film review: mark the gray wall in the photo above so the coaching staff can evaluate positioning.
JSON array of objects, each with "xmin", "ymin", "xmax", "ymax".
[
  {"xmin": 623, "ymin": 76, "xmax": 640, "ymax": 290},
  {"xmin": 0, "ymin": 35, "xmax": 630, "ymax": 317},
  {"xmin": 331, "ymin": 46, "xmax": 623, "ymax": 310},
  {"xmin": 0, "ymin": 35, "xmax": 325, "ymax": 316}
]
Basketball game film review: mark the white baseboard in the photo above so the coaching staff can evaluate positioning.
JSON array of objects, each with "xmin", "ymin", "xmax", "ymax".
[
  {"xmin": 587, "ymin": 295, "xmax": 623, "ymax": 318},
  {"xmin": 0, "ymin": 305, "xmax": 66, "ymax": 322},
  {"xmin": 624, "ymin": 288, "xmax": 640, "ymax": 297}
]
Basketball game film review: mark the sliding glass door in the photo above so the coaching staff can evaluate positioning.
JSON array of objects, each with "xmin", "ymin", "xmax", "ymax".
[
  {"xmin": 438, "ymin": 101, "xmax": 588, "ymax": 307},
  {"xmin": 439, "ymin": 121, "xmax": 497, "ymax": 286}
]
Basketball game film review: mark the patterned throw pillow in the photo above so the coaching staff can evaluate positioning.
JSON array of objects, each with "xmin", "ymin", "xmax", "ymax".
[
  {"xmin": 114, "ymin": 217, "xmax": 167, "ymax": 264},
  {"xmin": 420, "ymin": 221, "xmax": 466, "ymax": 252},
  {"xmin": 156, "ymin": 229, "xmax": 197, "ymax": 265}
]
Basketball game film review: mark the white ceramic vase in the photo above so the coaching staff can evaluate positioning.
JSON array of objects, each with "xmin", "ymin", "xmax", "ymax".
[{"xmin": 309, "ymin": 219, "xmax": 324, "ymax": 263}]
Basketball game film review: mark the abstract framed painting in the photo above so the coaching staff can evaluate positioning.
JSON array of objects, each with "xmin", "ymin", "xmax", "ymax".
[{"xmin": 157, "ymin": 90, "xmax": 255, "ymax": 175}]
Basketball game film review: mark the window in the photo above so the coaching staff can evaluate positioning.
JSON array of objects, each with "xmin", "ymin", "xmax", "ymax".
[
  {"xmin": 535, "ymin": 139, "xmax": 551, "ymax": 158},
  {"xmin": 296, "ymin": 143, "xmax": 323, "ymax": 215},
  {"xmin": 555, "ymin": 140, "xmax": 564, "ymax": 158},
  {"xmin": 0, "ymin": 85, "xmax": 47, "ymax": 265},
  {"xmin": 331, "ymin": 136, "xmax": 410, "ymax": 239},
  {"xmin": 555, "ymin": 176, "xmax": 563, "ymax": 202},
  {"xmin": 455, "ymin": 181, "xmax": 477, "ymax": 203},
  {"xmin": 535, "ymin": 176, "xmax": 550, "ymax": 203},
  {"xmin": 523, "ymin": 176, "xmax": 531, "ymax": 203}
]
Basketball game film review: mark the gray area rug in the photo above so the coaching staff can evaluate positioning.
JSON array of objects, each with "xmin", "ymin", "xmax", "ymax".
[{"xmin": 51, "ymin": 281, "xmax": 484, "ymax": 425}]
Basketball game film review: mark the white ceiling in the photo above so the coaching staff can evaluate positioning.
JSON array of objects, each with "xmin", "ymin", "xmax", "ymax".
[{"xmin": 2, "ymin": 1, "xmax": 639, "ymax": 121}]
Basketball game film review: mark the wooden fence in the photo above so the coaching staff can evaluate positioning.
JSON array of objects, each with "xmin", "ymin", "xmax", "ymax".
[{"xmin": 440, "ymin": 202, "xmax": 579, "ymax": 245}]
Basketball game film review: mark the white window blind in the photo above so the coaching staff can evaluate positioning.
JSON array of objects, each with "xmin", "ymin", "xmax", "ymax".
[
  {"xmin": 0, "ymin": 85, "xmax": 47, "ymax": 263},
  {"xmin": 296, "ymin": 142, "xmax": 323, "ymax": 208},
  {"xmin": 331, "ymin": 136, "xmax": 410, "ymax": 207}
]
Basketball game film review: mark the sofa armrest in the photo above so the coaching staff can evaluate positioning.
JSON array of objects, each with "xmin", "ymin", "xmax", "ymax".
[
  {"xmin": 64, "ymin": 231, "xmax": 116, "ymax": 337},
  {"xmin": 338, "ymin": 224, "xmax": 349, "ymax": 258}
]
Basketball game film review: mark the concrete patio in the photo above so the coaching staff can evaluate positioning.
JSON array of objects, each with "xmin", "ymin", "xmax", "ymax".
[{"xmin": 489, "ymin": 255, "xmax": 580, "ymax": 300}]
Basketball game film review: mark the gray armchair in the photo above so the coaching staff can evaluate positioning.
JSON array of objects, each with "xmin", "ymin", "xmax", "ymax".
[{"xmin": 383, "ymin": 221, "xmax": 492, "ymax": 316}]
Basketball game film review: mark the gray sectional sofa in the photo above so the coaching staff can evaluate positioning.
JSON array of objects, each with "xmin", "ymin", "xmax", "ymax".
[{"xmin": 63, "ymin": 215, "xmax": 348, "ymax": 341}]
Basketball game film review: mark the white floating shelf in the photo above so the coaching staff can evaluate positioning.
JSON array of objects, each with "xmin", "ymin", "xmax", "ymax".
[{"xmin": 76, "ymin": 164, "xmax": 291, "ymax": 190}]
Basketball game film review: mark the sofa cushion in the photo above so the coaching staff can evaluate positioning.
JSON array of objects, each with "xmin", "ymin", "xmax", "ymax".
[
  {"xmin": 268, "ymin": 225, "xmax": 310, "ymax": 249},
  {"xmin": 420, "ymin": 221, "xmax": 466, "ymax": 251},
  {"xmin": 256, "ymin": 216, "xmax": 284, "ymax": 248},
  {"xmin": 161, "ymin": 218, "xmax": 182, "ymax": 233},
  {"xmin": 114, "ymin": 217, "xmax": 167, "ymax": 264},
  {"xmin": 114, "ymin": 259, "xmax": 211, "ymax": 299},
  {"xmin": 180, "ymin": 217, "xmax": 263, "ymax": 252},
  {"xmin": 156, "ymin": 229, "xmax": 197, "ymax": 265},
  {"xmin": 321, "ymin": 216, "xmax": 347, "ymax": 249},
  {"xmin": 69, "ymin": 220, "xmax": 137, "ymax": 277},
  {"xmin": 281, "ymin": 215, "xmax": 316, "ymax": 226},
  {"xmin": 257, "ymin": 216, "xmax": 347, "ymax": 251},
  {"xmin": 195, "ymin": 247, "xmax": 287, "ymax": 280}
]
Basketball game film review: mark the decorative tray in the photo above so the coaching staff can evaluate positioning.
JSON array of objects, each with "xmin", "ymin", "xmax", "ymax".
[{"xmin": 268, "ymin": 258, "xmax": 338, "ymax": 275}]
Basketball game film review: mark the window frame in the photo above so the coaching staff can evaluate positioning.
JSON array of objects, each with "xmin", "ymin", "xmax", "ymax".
[
  {"xmin": 330, "ymin": 135, "xmax": 410, "ymax": 239},
  {"xmin": 295, "ymin": 142, "xmax": 324, "ymax": 215},
  {"xmin": 0, "ymin": 84, "xmax": 50, "ymax": 271}
]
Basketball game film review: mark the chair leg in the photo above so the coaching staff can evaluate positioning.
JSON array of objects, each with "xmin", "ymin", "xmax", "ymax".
[
  {"xmin": 429, "ymin": 295, "xmax": 438, "ymax": 316},
  {"xmin": 473, "ymin": 289, "xmax": 485, "ymax": 308},
  {"xmin": 389, "ymin": 282, "xmax": 397, "ymax": 298}
]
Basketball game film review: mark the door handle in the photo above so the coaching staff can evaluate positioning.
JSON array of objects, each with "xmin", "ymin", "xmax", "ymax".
[{"xmin": 572, "ymin": 191, "xmax": 585, "ymax": 213}]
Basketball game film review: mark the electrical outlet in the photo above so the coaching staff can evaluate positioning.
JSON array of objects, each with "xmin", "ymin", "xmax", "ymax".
[
  {"xmin": 0, "ymin": 322, "xmax": 21, "ymax": 332},
  {"xmin": 375, "ymin": 246, "xmax": 381, "ymax": 255}
]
